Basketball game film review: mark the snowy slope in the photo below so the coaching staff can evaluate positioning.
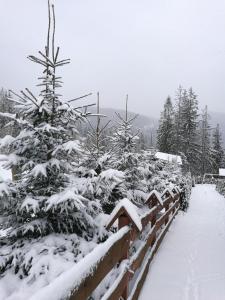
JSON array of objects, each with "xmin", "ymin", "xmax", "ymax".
[{"xmin": 139, "ymin": 185, "xmax": 225, "ymax": 300}]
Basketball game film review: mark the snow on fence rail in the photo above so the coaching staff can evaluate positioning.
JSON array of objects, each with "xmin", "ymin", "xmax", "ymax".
[{"xmin": 32, "ymin": 188, "xmax": 180, "ymax": 300}]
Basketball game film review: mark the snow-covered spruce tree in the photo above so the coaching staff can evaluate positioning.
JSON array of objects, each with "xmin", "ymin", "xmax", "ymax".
[
  {"xmin": 110, "ymin": 96, "xmax": 143, "ymax": 205},
  {"xmin": 212, "ymin": 124, "xmax": 224, "ymax": 173},
  {"xmin": 174, "ymin": 85, "xmax": 184, "ymax": 155},
  {"xmin": 78, "ymin": 93, "xmax": 125, "ymax": 214},
  {"xmin": 0, "ymin": 2, "xmax": 100, "ymax": 239},
  {"xmin": 157, "ymin": 96, "xmax": 175, "ymax": 153},
  {"xmin": 82, "ymin": 92, "xmax": 111, "ymax": 175},
  {"xmin": 199, "ymin": 106, "xmax": 214, "ymax": 175},
  {"xmin": 179, "ymin": 88, "xmax": 200, "ymax": 174}
]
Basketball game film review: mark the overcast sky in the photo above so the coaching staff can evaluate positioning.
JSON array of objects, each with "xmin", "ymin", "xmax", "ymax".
[{"xmin": 0, "ymin": 0, "xmax": 225, "ymax": 118}]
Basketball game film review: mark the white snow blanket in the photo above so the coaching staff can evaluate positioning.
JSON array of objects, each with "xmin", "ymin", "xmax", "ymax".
[
  {"xmin": 139, "ymin": 185, "xmax": 225, "ymax": 300},
  {"xmin": 155, "ymin": 152, "xmax": 182, "ymax": 165}
]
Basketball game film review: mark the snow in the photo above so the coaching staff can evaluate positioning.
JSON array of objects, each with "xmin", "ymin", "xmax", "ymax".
[
  {"xmin": 219, "ymin": 168, "xmax": 225, "ymax": 176},
  {"xmin": 139, "ymin": 185, "xmax": 225, "ymax": 300},
  {"xmin": 31, "ymin": 163, "xmax": 47, "ymax": 177},
  {"xmin": 107, "ymin": 198, "xmax": 142, "ymax": 232},
  {"xmin": 99, "ymin": 169, "xmax": 124, "ymax": 181},
  {"xmin": 0, "ymin": 161, "xmax": 12, "ymax": 181},
  {"xmin": 21, "ymin": 196, "xmax": 39, "ymax": 213},
  {"xmin": 26, "ymin": 227, "xmax": 129, "ymax": 300},
  {"xmin": 145, "ymin": 190, "xmax": 163, "ymax": 206},
  {"xmin": 155, "ymin": 151, "xmax": 182, "ymax": 165},
  {"xmin": 0, "ymin": 135, "xmax": 15, "ymax": 148}
]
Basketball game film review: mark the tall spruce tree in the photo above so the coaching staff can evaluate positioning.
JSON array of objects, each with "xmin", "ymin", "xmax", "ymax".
[
  {"xmin": 212, "ymin": 124, "xmax": 224, "ymax": 173},
  {"xmin": 0, "ymin": 1, "xmax": 99, "ymax": 238},
  {"xmin": 174, "ymin": 85, "xmax": 183, "ymax": 154},
  {"xmin": 179, "ymin": 88, "xmax": 199, "ymax": 173},
  {"xmin": 157, "ymin": 96, "xmax": 175, "ymax": 153},
  {"xmin": 199, "ymin": 106, "xmax": 214, "ymax": 175}
]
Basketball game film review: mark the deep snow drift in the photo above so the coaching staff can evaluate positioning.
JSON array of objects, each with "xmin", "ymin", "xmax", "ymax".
[{"xmin": 139, "ymin": 184, "xmax": 225, "ymax": 300}]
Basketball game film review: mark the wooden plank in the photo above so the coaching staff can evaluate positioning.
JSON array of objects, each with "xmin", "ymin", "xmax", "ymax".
[
  {"xmin": 129, "ymin": 205, "xmax": 180, "ymax": 300},
  {"xmin": 69, "ymin": 230, "xmax": 130, "ymax": 300},
  {"xmin": 141, "ymin": 205, "xmax": 160, "ymax": 227},
  {"xmin": 104, "ymin": 270, "xmax": 130, "ymax": 300},
  {"xmin": 131, "ymin": 200, "xmax": 179, "ymax": 273},
  {"xmin": 131, "ymin": 226, "xmax": 157, "ymax": 272},
  {"xmin": 155, "ymin": 200, "xmax": 179, "ymax": 229}
]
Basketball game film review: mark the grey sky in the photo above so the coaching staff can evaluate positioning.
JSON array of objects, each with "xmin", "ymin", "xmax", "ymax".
[{"xmin": 0, "ymin": 0, "xmax": 225, "ymax": 118}]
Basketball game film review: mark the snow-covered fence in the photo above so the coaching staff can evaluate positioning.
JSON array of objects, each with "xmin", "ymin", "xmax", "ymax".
[{"xmin": 67, "ymin": 189, "xmax": 180, "ymax": 300}]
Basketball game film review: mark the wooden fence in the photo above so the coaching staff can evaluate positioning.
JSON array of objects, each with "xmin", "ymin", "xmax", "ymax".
[{"xmin": 69, "ymin": 188, "xmax": 180, "ymax": 300}]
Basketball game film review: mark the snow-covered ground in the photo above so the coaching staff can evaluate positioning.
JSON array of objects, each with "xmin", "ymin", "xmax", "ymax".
[{"xmin": 139, "ymin": 184, "xmax": 225, "ymax": 300}]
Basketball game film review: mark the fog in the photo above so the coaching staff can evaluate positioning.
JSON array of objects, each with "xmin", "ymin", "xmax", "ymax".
[{"xmin": 1, "ymin": 0, "xmax": 225, "ymax": 117}]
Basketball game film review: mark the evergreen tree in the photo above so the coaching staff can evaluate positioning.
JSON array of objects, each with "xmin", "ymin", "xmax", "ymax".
[
  {"xmin": 212, "ymin": 124, "xmax": 224, "ymax": 173},
  {"xmin": 0, "ymin": 2, "xmax": 100, "ymax": 239},
  {"xmin": 199, "ymin": 106, "xmax": 214, "ymax": 175},
  {"xmin": 83, "ymin": 92, "xmax": 111, "ymax": 175},
  {"xmin": 179, "ymin": 88, "xmax": 200, "ymax": 173},
  {"xmin": 174, "ymin": 85, "xmax": 183, "ymax": 154},
  {"xmin": 78, "ymin": 93, "xmax": 125, "ymax": 214},
  {"xmin": 110, "ymin": 96, "xmax": 143, "ymax": 204},
  {"xmin": 157, "ymin": 96, "xmax": 175, "ymax": 153}
]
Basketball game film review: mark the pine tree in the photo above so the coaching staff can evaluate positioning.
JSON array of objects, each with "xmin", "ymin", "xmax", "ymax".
[
  {"xmin": 83, "ymin": 92, "xmax": 111, "ymax": 175},
  {"xmin": 199, "ymin": 106, "xmax": 214, "ymax": 175},
  {"xmin": 78, "ymin": 93, "xmax": 125, "ymax": 214},
  {"xmin": 157, "ymin": 96, "xmax": 175, "ymax": 153},
  {"xmin": 179, "ymin": 88, "xmax": 200, "ymax": 173},
  {"xmin": 174, "ymin": 85, "xmax": 183, "ymax": 154},
  {"xmin": 110, "ymin": 95, "xmax": 143, "ymax": 204},
  {"xmin": 212, "ymin": 124, "xmax": 224, "ymax": 173},
  {"xmin": 0, "ymin": 1, "xmax": 100, "ymax": 239}
]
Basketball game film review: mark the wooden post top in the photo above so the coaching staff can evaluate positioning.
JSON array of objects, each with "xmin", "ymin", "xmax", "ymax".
[
  {"xmin": 106, "ymin": 198, "xmax": 142, "ymax": 233},
  {"xmin": 162, "ymin": 188, "xmax": 174, "ymax": 199},
  {"xmin": 145, "ymin": 190, "xmax": 163, "ymax": 208}
]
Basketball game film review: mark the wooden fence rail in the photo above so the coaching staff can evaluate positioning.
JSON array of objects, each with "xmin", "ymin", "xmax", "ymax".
[{"xmin": 69, "ymin": 188, "xmax": 180, "ymax": 300}]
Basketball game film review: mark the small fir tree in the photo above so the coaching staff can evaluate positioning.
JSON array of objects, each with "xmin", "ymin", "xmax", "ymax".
[{"xmin": 110, "ymin": 96, "xmax": 143, "ymax": 204}]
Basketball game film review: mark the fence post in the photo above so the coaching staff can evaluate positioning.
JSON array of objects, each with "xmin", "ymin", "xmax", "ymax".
[
  {"xmin": 106, "ymin": 200, "xmax": 142, "ymax": 300},
  {"xmin": 145, "ymin": 191, "xmax": 163, "ymax": 247},
  {"xmin": 118, "ymin": 213, "xmax": 131, "ymax": 300},
  {"xmin": 164, "ymin": 198, "xmax": 170, "ymax": 225}
]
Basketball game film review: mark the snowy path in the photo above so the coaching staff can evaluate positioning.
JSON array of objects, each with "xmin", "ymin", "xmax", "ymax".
[{"xmin": 139, "ymin": 185, "xmax": 225, "ymax": 300}]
